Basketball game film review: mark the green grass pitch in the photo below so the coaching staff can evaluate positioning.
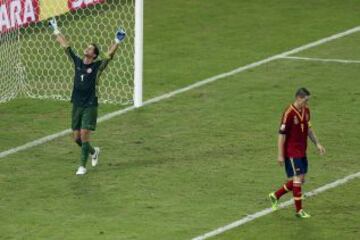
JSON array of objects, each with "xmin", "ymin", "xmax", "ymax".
[{"xmin": 0, "ymin": 0, "xmax": 360, "ymax": 239}]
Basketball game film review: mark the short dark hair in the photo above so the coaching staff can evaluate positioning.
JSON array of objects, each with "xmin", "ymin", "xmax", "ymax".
[
  {"xmin": 295, "ymin": 87, "xmax": 311, "ymax": 98},
  {"xmin": 91, "ymin": 43, "xmax": 100, "ymax": 59}
]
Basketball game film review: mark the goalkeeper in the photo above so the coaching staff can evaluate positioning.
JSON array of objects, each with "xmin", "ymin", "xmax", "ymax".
[{"xmin": 49, "ymin": 18, "xmax": 126, "ymax": 175}]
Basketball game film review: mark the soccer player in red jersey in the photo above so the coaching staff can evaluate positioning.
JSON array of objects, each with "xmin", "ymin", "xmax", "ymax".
[{"xmin": 269, "ymin": 88, "xmax": 326, "ymax": 218}]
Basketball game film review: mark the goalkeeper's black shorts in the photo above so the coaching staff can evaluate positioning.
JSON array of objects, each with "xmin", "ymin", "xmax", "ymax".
[{"xmin": 71, "ymin": 105, "xmax": 98, "ymax": 131}]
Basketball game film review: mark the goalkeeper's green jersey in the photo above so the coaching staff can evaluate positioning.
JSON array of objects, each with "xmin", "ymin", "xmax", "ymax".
[{"xmin": 66, "ymin": 47, "xmax": 112, "ymax": 107}]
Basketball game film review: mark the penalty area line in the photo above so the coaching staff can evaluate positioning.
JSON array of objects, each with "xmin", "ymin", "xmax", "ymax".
[
  {"xmin": 1, "ymin": 25, "xmax": 360, "ymax": 159},
  {"xmin": 191, "ymin": 171, "xmax": 360, "ymax": 240}
]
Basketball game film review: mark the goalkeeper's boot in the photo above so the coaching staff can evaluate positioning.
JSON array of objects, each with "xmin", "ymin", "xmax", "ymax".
[
  {"xmin": 76, "ymin": 166, "xmax": 87, "ymax": 175},
  {"xmin": 296, "ymin": 209, "xmax": 311, "ymax": 218},
  {"xmin": 91, "ymin": 147, "xmax": 100, "ymax": 167},
  {"xmin": 268, "ymin": 192, "xmax": 279, "ymax": 210}
]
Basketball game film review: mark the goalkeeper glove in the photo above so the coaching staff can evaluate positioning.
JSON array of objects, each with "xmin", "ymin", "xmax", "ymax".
[
  {"xmin": 49, "ymin": 17, "xmax": 60, "ymax": 35},
  {"xmin": 115, "ymin": 28, "xmax": 126, "ymax": 44}
]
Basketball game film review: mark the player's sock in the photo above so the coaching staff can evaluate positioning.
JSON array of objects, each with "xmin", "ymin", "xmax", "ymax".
[
  {"xmin": 88, "ymin": 143, "xmax": 95, "ymax": 155},
  {"xmin": 75, "ymin": 138, "xmax": 82, "ymax": 147},
  {"xmin": 80, "ymin": 142, "xmax": 91, "ymax": 167},
  {"xmin": 293, "ymin": 183, "xmax": 302, "ymax": 212},
  {"xmin": 275, "ymin": 180, "xmax": 293, "ymax": 199},
  {"xmin": 75, "ymin": 139, "xmax": 94, "ymax": 155}
]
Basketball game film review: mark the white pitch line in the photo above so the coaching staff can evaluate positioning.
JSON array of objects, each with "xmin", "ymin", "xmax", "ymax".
[
  {"xmin": 191, "ymin": 171, "xmax": 360, "ymax": 240},
  {"xmin": 1, "ymin": 25, "xmax": 360, "ymax": 159},
  {"xmin": 282, "ymin": 56, "xmax": 360, "ymax": 64}
]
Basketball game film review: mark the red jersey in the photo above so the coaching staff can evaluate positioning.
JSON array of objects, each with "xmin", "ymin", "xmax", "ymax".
[{"xmin": 279, "ymin": 104, "xmax": 311, "ymax": 158}]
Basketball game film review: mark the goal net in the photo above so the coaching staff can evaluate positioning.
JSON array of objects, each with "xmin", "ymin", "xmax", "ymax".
[{"xmin": 0, "ymin": 0, "xmax": 141, "ymax": 105}]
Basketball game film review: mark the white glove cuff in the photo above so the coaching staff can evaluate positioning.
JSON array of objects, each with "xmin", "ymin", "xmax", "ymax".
[
  {"xmin": 114, "ymin": 37, "xmax": 121, "ymax": 44},
  {"xmin": 53, "ymin": 29, "xmax": 61, "ymax": 35}
]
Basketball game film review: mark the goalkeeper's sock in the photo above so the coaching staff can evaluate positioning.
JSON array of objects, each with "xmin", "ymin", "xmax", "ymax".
[
  {"xmin": 89, "ymin": 143, "xmax": 95, "ymax": 155},
  {"xmin": 75, "ymin": 138, "xmax": 82, "ymax": 147},
  {"xmin": 275, "ymin": 180, "xmax": 293, "ymax": 199},
  {"xmin": 80, "ymin": 142, "xmax": 91, "ymax": 167},
  {"xmin": 75, "ymin": 139, "xmax": 94, "ymax": 155}
]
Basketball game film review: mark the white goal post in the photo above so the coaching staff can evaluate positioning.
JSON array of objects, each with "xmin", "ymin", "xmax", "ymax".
[
  {"xmin": 134, "ymin": 0, "xmax": 143, "ymax": 107},
  {"xmin": 0, "ymin": 0, "xmax": 143, "ymax": 107}
]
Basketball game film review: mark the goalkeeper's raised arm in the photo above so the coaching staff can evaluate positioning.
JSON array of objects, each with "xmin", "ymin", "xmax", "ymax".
[
  {"xmin": 98, "ymin": 28, "xmax": 126, "ymax": 71},
  {"xmin": 107, "ymin": 28, "xmax": 126, "ymax": 58},
  {"xmin": 49, "ymin": 17, "xmax": 69, "ymax": 48}
]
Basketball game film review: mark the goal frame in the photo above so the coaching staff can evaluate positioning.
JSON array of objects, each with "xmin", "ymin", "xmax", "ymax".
[{"xmin": 0, "ymin": 0, "xmax": 143, "ymax": 107}]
